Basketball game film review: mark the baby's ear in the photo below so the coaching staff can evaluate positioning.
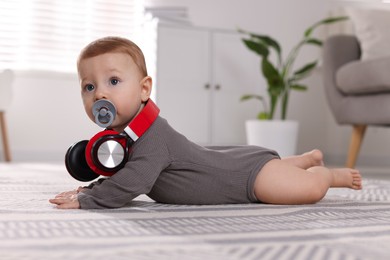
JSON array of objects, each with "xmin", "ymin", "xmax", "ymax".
[{"xmin": 140, "ymin": 76, "xmax": 152, "ymax": 102}]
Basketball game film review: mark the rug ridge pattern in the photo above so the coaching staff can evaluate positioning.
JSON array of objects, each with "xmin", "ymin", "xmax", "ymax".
[{"xmin": 1, "ymin": 163, "xmax": 390, "ymax": 259}]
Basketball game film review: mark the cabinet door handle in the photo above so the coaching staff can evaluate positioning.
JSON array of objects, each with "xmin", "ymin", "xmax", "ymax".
[
  {"xmin": 204, "ymin": 83, "xmax": 210, "ymax": 89},
  {"xmin": 215, "ymin": 84, "xmax": 221, "ymax": 90}
]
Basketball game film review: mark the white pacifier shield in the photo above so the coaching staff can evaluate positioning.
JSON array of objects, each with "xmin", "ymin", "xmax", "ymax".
[{"xmin": 92, "ymin": 100, "xmax": 117, "ymax": 128}]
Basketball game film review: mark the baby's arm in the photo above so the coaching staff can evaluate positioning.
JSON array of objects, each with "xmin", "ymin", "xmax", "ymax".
[
  {"xmin": 76, "ymin": 138, "xmax": 170, "ymax": 209},
  {"xmin": 49, "ymin": 186, "xmax": 84, "ymax": 209}
]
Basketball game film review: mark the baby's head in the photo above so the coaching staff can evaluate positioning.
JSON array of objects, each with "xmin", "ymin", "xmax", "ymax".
[
  {"xmin": 77, "ymin": 36, "xmax": 147, "ymax": 77},
  {"xmin": 77, "ymin": 37, "xmax": 152, "ymax": 132}
]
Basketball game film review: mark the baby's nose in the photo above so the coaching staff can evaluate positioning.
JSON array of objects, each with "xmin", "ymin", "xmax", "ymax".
[{"xmin": 94, "ymin": 89, "xmax": 108, "ymax": 101}]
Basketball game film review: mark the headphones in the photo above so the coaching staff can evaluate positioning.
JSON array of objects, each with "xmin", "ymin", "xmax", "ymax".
[{"xmin": 65, "ymin": 99, "xmax": 160, "ymax": 182}]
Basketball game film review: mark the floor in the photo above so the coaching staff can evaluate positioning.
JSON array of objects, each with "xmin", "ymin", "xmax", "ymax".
[{"xmin": 1, "ymin": 162, "xmax": 390, "ymax": 259}]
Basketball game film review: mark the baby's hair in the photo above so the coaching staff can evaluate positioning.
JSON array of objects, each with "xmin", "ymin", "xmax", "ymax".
[{"xmin": 77, "ymin": 36, "xmax": 148, "ymax": 77}]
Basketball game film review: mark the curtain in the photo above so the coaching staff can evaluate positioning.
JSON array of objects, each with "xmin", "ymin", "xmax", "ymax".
[{"xmin": 0, "ymin": 0, "xmax": 145, "ymax": 73}]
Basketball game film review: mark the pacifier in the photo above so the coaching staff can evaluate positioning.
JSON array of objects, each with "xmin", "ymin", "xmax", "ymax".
[{"xmin": 92, "ymin": 100, "xmax": 117, "ymax": 128}]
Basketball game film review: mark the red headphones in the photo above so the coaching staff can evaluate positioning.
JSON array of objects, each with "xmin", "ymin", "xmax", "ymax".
[{"xmin": 65, "ymin": 99, "xmax": 160, "ymax": 182}]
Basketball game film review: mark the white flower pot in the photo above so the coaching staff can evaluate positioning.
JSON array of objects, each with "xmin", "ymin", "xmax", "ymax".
[{"xmin": 245, "ymin": 120, "xmax": 299, "ymax": 157}]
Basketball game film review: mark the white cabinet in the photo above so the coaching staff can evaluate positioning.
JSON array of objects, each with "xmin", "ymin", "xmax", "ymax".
[{"xmin": 155, "ymin": 24, "xmax": 261, "ymax": 145}]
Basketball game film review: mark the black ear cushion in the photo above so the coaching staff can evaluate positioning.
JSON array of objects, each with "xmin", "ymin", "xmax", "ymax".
[{"xmin": 65, "ymin": 140, "xmax": 100, "ymax": 182}]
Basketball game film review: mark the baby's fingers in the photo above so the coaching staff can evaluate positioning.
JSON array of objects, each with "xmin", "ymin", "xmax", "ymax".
[
  {"xmin": 49, "ymin": 198, "xmax": 66, "ymax": 205},
  {"xmin": 54, "ymin": 189, "xmax": 78, "ymax": 199},
  {"xmin": 49, "ymin": 198, "xmax": 80, "ymax": 209}
]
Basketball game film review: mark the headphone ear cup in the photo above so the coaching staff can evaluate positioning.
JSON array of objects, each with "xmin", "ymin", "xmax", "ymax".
[
  {"xmin": 65, "ymin": 140, "xmax": 100, "ymax": 182},
  {"xmin": 91, "ymin": 135, "xmax": 128, "ymax": 174},
  {"xmin": 86, "ymin": 130, "xmax": 129, "ymax": 176}
]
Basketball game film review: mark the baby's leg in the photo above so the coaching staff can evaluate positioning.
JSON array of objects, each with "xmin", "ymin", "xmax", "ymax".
[
  {"xmin": 254, "ymin": 159, "xmax": 362, "ymax": 205},
  {"xmin": 282, "ymin": 149, "xmax": 324, "ymax": 169}
]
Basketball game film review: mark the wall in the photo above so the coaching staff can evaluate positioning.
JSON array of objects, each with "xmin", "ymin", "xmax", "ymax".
[
  {"xmin": 4, "ymin": 71, "xmax": 100, "ymax": 161},
  {"xmin": 3, "ymin": 0, "xmax": 390, "ymax": 169}
]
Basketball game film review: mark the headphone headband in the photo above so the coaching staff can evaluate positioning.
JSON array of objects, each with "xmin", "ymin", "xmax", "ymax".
[{"xmin": 124, "ymin": 99, "xmax": 160, "ymax": 142}]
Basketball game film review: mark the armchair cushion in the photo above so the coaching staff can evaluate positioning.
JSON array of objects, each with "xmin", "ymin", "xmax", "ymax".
[{"xmin": 336, "ymin": 56, "xmax": 390, "ymax": 95}]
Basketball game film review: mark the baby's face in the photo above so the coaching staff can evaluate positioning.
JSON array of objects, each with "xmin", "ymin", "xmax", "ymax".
[{"xmin": 78, "ymin": 52, "xmax": 151, "ymax": 132}]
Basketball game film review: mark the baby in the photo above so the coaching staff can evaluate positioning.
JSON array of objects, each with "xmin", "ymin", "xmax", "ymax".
[{"xmin": 49, "ymin": 37, "xmax": 362, "ymax": 209}]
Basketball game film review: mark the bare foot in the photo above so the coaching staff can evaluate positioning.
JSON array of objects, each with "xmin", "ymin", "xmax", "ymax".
[
  {"xmin": 330, "ymin": 168, "xmax": 362, "ymax": 190},
  {"xmin": 283, "ymin": 149, "xmax": 324, "ymax": 169},
  {"xmin": 303, "ymin": 149, "xmax": 324, "ymax": 167}
]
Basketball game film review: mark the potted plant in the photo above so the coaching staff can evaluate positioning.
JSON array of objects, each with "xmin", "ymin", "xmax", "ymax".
[{"xmin": 239, "ymin": 16, "xmax": 348, "ymax": 156}]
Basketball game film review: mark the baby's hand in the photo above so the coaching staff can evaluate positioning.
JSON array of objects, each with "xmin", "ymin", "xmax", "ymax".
[{"xmin": 49, "ymin": 187, "xmax": 83, "ymax": 209}]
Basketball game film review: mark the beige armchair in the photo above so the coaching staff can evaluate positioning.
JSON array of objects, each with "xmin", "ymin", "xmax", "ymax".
[
  {"xmin": 0, "ymin": 69, "xmax": 14, "ymax": 162},
  {"xmin": 322, "ymin": 35, "xmax": 390, "ymax": 168}
]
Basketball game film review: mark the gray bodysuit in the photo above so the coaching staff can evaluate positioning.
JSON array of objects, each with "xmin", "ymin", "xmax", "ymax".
[{"xmin": 78, "ymin": 116, "xmax": 280, "ymax": 209}]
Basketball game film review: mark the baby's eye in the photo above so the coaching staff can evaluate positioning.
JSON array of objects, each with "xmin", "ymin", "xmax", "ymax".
[
  {"xmin": 110, "ymin": 78, "xmax": 119, "ymax": 85},
  {"xmin": 85, "ymin": 84, "xmax": 95, "ymax": 92}
]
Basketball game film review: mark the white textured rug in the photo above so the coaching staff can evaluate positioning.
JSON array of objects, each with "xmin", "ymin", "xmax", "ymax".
[{"xmin": 1, "ymin": 163, "xmax": 390, "ymax": 260}]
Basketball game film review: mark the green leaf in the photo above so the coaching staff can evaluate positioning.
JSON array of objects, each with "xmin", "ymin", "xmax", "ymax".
[
  {"xmin": 242, "ymin": 39, "xmax": 269, "ymax": 57},
  {"xmin": 305, "ymin": 38, "xmax": 322, "ymax": 46},
  {"xmin": 262, "ymin": 59, "xmax": 284, "ymax": 99},
  {"xmin": 320, "ymin": 16, "xmax": 349, "ymax": 24},
  {"xmin": 290, "ymin": 84, "xmax": 307, "ymax": 91},
  {"xmin": 249, "ymin": 33, "xmax": 281, "ymax": 55},
  {"xmin": 292, "ymin": 61, "xmax": 317, "ymax": 80},
  {"xmin": 304, "ymin": 16, "xmax": 349, "ymax": 37},
  {"xmin": 240, "ymin": 94, "xmax": 263, "ymax": 101},
  {"xmin": 239, "ymin": 28, "xmax": 281, "ymax": 55},
  {"xmin": 257, "ymin": 112, "xmax": 269, "ymax": 120},
  {"xmin": 262, "ymin": 59, "xmax": 283, "ymax": 86}
]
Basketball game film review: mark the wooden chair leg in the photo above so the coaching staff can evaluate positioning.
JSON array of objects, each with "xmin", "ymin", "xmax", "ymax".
[
  {"xmin": 346, "ymin": 124, "xmax": 367, "ymax": 168},
  {"xmin": 0, "ymin": 111, "xmax": 11, "ymax": 162}
]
